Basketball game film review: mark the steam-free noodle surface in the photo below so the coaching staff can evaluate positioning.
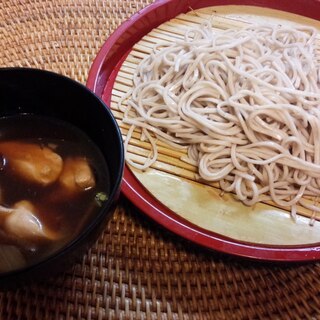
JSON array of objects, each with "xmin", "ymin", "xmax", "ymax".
[{"xmin": 119, "ymin": 21, "xmax": 320, "ymax": 221}]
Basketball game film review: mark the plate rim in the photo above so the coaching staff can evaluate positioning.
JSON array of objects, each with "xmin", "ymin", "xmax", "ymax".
[{"xmin": 87, "ymin": 0, "xmax": 320, "ymax": 262}]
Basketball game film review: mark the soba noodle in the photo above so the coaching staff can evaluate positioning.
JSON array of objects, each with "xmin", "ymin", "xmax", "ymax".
[{"xmin": 119, "ymin": 21, "xmax": 320, "ymax": 222}]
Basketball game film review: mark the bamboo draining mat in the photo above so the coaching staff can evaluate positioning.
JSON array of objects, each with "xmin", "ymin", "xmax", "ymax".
[
  {"xmin": 1, "ymin": 1, "xmax": 320, "ymax": 319},
  {"xmin": 112, "ymin": 7, "xmax": 320, "ymax": 221}
]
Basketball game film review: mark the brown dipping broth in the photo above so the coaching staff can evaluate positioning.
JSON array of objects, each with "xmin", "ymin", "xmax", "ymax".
[{"xmin": 0, "ymin": 115, "xmax": 110, "ymax": 267}]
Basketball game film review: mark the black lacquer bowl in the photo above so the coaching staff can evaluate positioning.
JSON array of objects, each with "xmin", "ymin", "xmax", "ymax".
[{"xmin": 0, "ymin": 68, "xmax": 124, "ymax": 289}]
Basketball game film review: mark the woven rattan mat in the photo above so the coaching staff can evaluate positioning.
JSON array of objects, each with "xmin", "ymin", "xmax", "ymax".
[{"xmin": 1, "ymin": 1, "xmax": 320, "ymax": 319}]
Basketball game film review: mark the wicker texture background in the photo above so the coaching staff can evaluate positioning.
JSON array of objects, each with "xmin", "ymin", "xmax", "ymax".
[{"xmin": 0, "ymin": 0, "xmax": 320, "ymax": 319}]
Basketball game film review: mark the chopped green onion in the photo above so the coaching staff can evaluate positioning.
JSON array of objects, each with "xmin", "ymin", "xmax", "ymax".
[{"xmin": 95, "ymin": 192, "xmax": 108, "ymax": 207}]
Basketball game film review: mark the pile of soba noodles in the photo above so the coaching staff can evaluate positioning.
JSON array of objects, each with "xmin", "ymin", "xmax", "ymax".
[{"xmin": 119, "ymin": 20, "xmax": 320, "ymax": 221}]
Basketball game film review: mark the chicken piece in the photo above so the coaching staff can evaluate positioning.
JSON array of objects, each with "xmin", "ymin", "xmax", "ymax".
[
  {"xmin": 4, "ymin": 200, "xmax": 56, "ymax": 240},
  {"xmin": 0, "ymin": 141, "xmax": 63, "ymax": 186},
  {"xmin": 59, "ymin": 157, "xmax": 96, "ymax": 193},
  {"xmin": 0, "ymin": 205, "xmax": 12, "ymax": 214}
]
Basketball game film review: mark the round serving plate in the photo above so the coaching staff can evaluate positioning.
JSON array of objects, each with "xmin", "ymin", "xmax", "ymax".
[{"xmin": 87, "ymin": 0, "xmax": 320, "ymax": 262}]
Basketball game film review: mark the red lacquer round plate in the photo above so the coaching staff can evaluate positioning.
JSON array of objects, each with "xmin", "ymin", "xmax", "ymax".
[{"xmin": 87, "ymin": 0, "xmax": 320, "ymax": 262}]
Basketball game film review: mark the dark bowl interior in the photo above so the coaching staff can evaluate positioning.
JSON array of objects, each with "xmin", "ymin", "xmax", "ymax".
[{"xmin": 0, "ymin": 67, "xmax": 124, "ymax": 289}]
